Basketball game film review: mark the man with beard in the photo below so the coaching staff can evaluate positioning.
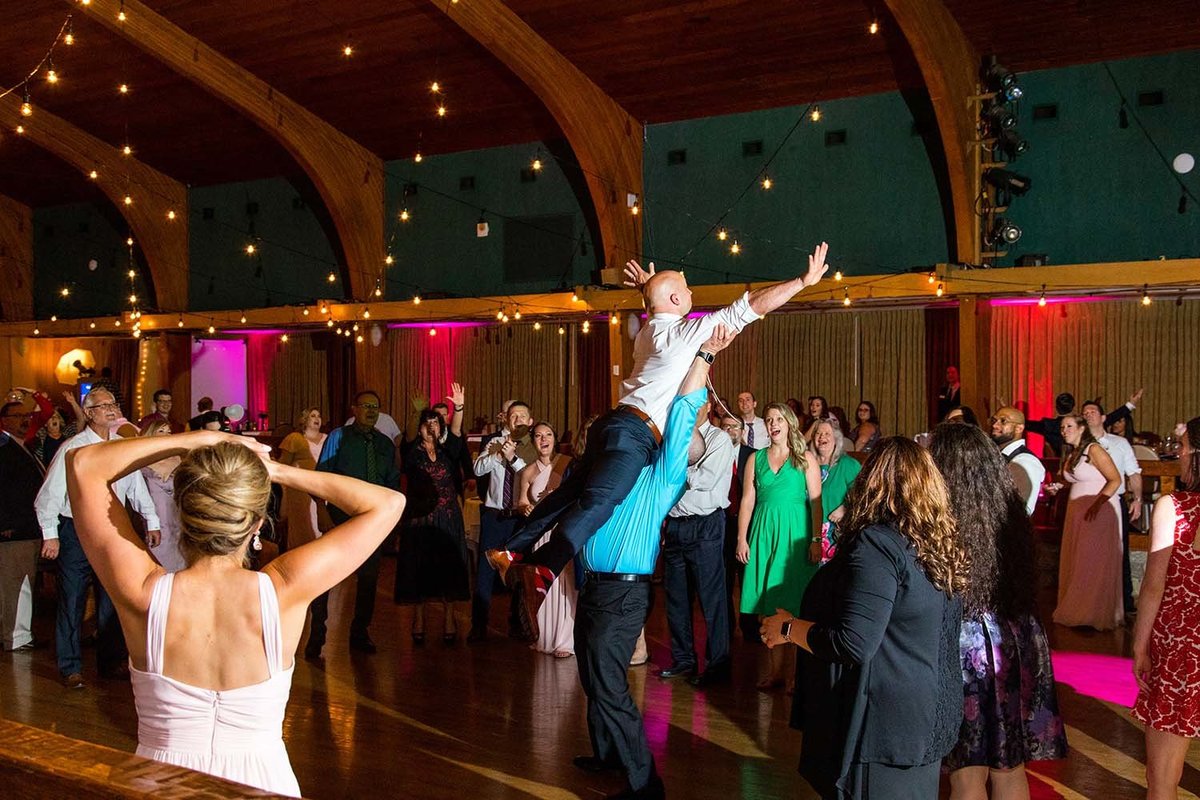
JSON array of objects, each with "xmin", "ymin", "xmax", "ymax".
[{"xmin": 989, "ymin": 406, "xmax": 1045, "ymax": 516}]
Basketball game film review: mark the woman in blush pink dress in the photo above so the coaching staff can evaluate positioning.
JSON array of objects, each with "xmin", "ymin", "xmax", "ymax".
[
  {"xmin": 517, "ymin": 422, "xmax": 575, "ymax": 657},
  {"xmin": 277, "ymin": 407, "xmax": 328, "ymax": 549},
  {"xmin": 67, "ymin": 430, "xmax": 404, "ymax": 797},
  {"xmin": 1051, "ymin": 414, "xmax": 1124, "ymax": 630}
]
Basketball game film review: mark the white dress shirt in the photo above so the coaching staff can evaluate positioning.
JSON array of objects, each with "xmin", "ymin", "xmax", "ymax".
[
  {"xmin": 344, "ymin": 411, "xmax": 402, "ymax": 444},
  {"xmin": 473, "ymin": 435, "xmax": 527, "ymax": 511},
  {"xmin": 35, "ymin": 426, "xmax": 161, "ymax": 540},
  {"xmin": 741, "ymin": 416, "xmax": 768, "ymax": 450},
  {"xmin": 1098, "ymin": 433, "xmax": 1141, "ymax": 493},
  {"xmin": 1001, "ymin": 439, "xmax": 1046, "ymax": 516},
  {"xmin": 670, "ymin": 422, "xmax": 737, "ymax": 518},
  {"xmin": 619, "ymin": 294, "xmax": 761, "ymax": 432}
]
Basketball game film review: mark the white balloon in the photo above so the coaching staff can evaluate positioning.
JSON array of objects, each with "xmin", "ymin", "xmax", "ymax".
[{"xmin": 1173, "ymin": 153, "xmax": 1195, "ymax": 174}]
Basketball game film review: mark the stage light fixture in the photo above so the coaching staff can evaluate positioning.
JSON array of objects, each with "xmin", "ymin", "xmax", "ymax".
[
  {"xmin": 983, "ymin": 168, "xmax": 1031, "ymax": 197},
  {"xmin": 982, "ymin": 57, "xmax": 1022, "ymax": 102},
  {"xmin": 982, "ymin": 103, "xmax": 1016, "ymax": 132},
  {"xmin": 986, "ymin": 217, "xmax": 1023, "ymax": 247},
  {"xmin": 997, "ymin": 130, "xmax": 1029, "ymax": 159}
]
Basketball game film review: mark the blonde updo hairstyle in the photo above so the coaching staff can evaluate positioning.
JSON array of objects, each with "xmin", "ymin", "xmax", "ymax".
[{"xmin": 174, "ymin": 441, "xmax": 271, "ymax": 563}]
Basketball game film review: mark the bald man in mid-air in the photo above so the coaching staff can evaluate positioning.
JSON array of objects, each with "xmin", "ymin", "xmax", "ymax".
[{"xmin": 489, "ymin": 243, "xmax": 832, "ymax": 634}]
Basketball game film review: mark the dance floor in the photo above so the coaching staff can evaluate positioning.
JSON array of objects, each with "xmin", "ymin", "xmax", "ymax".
[{"xmin": 3, "ymin": 558, "xmax": 1199, "ymax": 799}]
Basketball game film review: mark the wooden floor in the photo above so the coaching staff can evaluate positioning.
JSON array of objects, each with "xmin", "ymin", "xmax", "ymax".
[{"xmin": 3, "ymin": 558, "xmax": 1200, "ymax": 800}]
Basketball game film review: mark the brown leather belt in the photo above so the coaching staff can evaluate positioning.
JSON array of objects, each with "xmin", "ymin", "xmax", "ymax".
[{"xmin": 615, "ymin": 404, "xmax": 663, "ymax": 445}]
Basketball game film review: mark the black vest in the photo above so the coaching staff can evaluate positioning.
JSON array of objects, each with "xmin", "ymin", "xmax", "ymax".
[{"xmin": 1003, "ymin": 442, "xmax": 1036, "ymax": 462}]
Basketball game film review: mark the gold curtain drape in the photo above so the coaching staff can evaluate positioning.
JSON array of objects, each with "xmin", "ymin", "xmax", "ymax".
[
  {"xmin": 708, "ymin": 308, "xmax": 926, "ymax": 437},
  {"xmin": 991, "ymin": 299, "xmax": 1200, "ymax": 437},
  {"xmin": 266, "ymin": 333, "xmax": 330, "ymax": 431},
  {"xmin": 2, "ymin": 336, "xmax": 137, "ymax": 411},
  {"xmin": 389, "ymin": 324, "xmax": 581, "ymax": 439}
]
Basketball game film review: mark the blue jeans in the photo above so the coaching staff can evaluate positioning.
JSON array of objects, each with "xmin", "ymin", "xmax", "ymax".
[
  {"xmin": 508, "ymin": 409, "xmax": 658, "ymax": 574},
  {"xmin": 55, "ymin": 517, "xmax": 124, "ymax": 677},
  {"xmin": 663, "ymin": 510, "xmax": 730, "ymax": 671}
]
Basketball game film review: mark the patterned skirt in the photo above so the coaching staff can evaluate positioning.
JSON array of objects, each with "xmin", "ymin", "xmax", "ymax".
[{"xmin": 943, "ymin": 612, "xmax": 1068, "ymax": 771}]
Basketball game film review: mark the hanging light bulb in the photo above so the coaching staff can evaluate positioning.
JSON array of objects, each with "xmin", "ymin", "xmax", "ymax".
[
  {"xmin": 834, "ymin": 270, "xmax": 843, "ymax": 281},
  {"xmin": 50, "ymin": 315, "xmax": 57, "ymax": 322},
  {"xmin": 760, "ymin": 176, "xmax": 772, "ymax": 190},
  {"xmin": 414, "ymin": 152, "xmax": 423, "ymax": 163},
  {"xmin": 533, "ymin": 321, "xmax": 541, "ymax": 331},
  {"xmin": 558, "ymin": 326, "xmax": 565, "ymax": 335},
  {"xmin": 810, "ymin": 105, "xmax": 822, "ymax": 122},
  {"xmin": 496, "ymin": 310, "xmax": 504, "ymax": 320},
  {"xmin": 610, "ymin": 312, "xmax": 619, "ymax": 326},
  {"xmin": 352, "ymin": 322, "xmax": 359, "ymax": 332},
  {"xmin": 374, "ymin": 284, "xmax": 383, "ymax": 298},
  {"xmin": 427, "ymin": 327, "xmax": 437, "ymax": 337},
  {"xmin": 127, "ymin": 268, "xmax": 136, "ymax": 278},
  {"xmin": 400, "ymin": 208, "xmax": 410, "ymax": 222},
  {"xmin": 122, "ymin": 144, "xmax": 132, "ymax": 156},
  {"xmin": 842, "ymin": 288, "xmax": 851, "ymax": 306},
  {"xmin": 630, "ymin": 202, "xmax": 640, "ymax": 216},
  {"xmin": 936, "ymin": 282, "xmax": 945, "ymax": 298},
  {"xmin": 717, "ymin": 229, "xmax": 728, "ymax": 241},
  {"xmin": 730, "ymin": 240, "xmax": 741, "ymax": 255},
  {"xmin": 167, "ymin": 209, "xmax": 176, "ymax": 220},
  {"xmin": 240, "ymin": 312, "xmax": 248, "ymax": 323},
  {"xmin": 89, "ymin": 321, "xmax": 96, "ymax": 329},
  {"xmin": 327, "ymin": 318, "xmax": 334, "ymax": 327},
  {"xmin": 33, "ymin": 326, "xmax": 40, "ymax": 336},
  {"xmin": 15, "ymin": 125, "xmax": 24, "ymax": 134},
  {"xmin": 60, "ymin": 286, "xmax": 70, "ymax": 297},
  {"xmin": 46, "ymin": 61, "xmax": 59, "ymax": 84},
  {"xmin": 124, "ymin": 195, "xmax": 133, "ymax": 205},
  {"xmin": 118, "ymin": 83, "xmax": 129, "ymax": 94},
  {"xmin": 64, "ymin": 25, "xmax": 75, "ymax": 46},
  {"xmin": 281, "ymin": 334, "xmax": 289, "ymax": 343},
  {"xmin": 177, "ymin": 316, "xmax": 184, "ymax": 328},
  {"xmin": 245, "ymin": 243, "xmax": 256, "ymax": 255},
  {"xmin": 532, "ymin": 158, "xmax": 543, "ymax": 172},
  {"xmin": 320, "ymin": 303, "xmax": 329, "ymax": 314},
  {"xmin": 571, "ymin": 291, "xmax": 579, "ymax": 302},
  {"xmin": 1038, "ymin": 285, "xmax": 1047, "ymax": 307},
  {"xmin": 336, "ymin": 326, "xmax": 343, "ymax": 335},
  {"xmin": 88, "ymin": 169, "xmax": 98, "ymax": 179},
  {"xmin": 436, "ymin": 104, "xmax": 447, "ymax": 117},
  {"xmin": 129, "ymin": 293, "xmax": 137, "ymax": 304},
  {"xmin": 385, "ymin": 254, "xmax": 394, "ymax": 265},
  {"xmin": 20, "ymin": 87, "xmax": 32, "ymax": 117},
  {"xmin": 126, "ymin": 237, "xmax": 134, "ymax": 247},
  {"xmin": 342, "ymin": 45, "xmax": 353, "ymax": 57},
  {"xmin": 513, "ymin": 310, "xmax": 521, "ymax": 320},
  {"xmin": 117, "ymin": 0, "xmax": 126, "ymax": 22},
  {"xmin": 327, "ymin": 271, "xmax": 336, "ymax": 283},
  {"xmin": 413, "ymin": 294, "xmax": 422, "ymax": 305},
  {"xmin": 356, "ymin": 334, "xmax": 364, "ymax": 343},
  {"xmin": 430, "ymin": 81, "xmax": 440, "ymax": 93},
  {"xmin": 581, "ymin": 320, "xmax": 590, "ymax": 334},
  {"xmin": 362, "ymin": 307, "xmax": 371, "ymax": 319},
  {"xmin": 1142, "ymin": 284, "xmax": 1152, "ymax": 306},
  {"xmin": 928, "ymin": 271, "xmax": 936, "ymax": 284},
  {"xmin": 868, "ymin": 19, "xmax": 879, "ymax": 35}
]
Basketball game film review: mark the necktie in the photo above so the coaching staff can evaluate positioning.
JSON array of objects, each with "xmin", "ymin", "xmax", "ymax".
[
  {"xmin": 364, "ymin": 432, "xmax": 379, "ymax": 484},
  {"xmin": 502, "ymin": 461, "xmax": 515, "ymax": 509},
  {"xmin": 728, "ymin": 461, "xmax": 739, "ymax": 509},
  {"xmin": 747, "ymin": 423, "xmax": 755, "ymax": 448}
]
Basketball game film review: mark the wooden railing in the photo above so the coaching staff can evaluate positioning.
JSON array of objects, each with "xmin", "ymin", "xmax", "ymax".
[{"xmin": 0, "ymin": 719, "xmax": 296, "ymax": 799}]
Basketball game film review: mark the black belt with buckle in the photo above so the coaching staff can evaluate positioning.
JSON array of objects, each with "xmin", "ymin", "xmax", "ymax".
[
  {"xmin": 615, "ymin": 404, "xmax": 663, "ymax": 445},
  {"xmin": 586, "ymin": 571, "xmax": 652, "ymax": 583}
]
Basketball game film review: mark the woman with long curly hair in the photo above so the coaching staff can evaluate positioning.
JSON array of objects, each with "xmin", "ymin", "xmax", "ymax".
[
  {"xmin": 931, "ymin": 423, "xmax": 1067, "ymax": 799},
  {"xmin": 1133, "ymin": 418, "xmax": 1200, "ymax": 800},
  {"xmin": 737, "ymin": 401, "xmax": 823, "ymax": 690},
  {"xmin": 762, "ymin": 436, "xmax": 967, "ymax": 799}
]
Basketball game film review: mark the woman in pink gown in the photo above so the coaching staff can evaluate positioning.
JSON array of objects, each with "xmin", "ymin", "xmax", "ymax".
[
  {"xmin": 1052, "ymin": 414, "xmax": 1124, "ymax": 630},
  {"xmin": 67, "ymin": 430, "xmax": 405, "ymax": 796}
]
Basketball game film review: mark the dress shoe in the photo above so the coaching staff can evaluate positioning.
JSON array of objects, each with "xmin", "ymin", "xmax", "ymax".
[
  {"xmin": 573, "ymin": 755, "xmax": 623, "ymax": 774},
  {"xmin": 606, "ymin": 775, "xmax": 665, "ymax": 799},
  {"xmin": 349, "ymin": 636, "xmax": 378, "ymax": 654},
  {"xmin": 689, "ymin": 664, "xmax": 732, "ymax": 688},
  {"xmin": 63, "ymin": 673, "xmax": 85, "ymax": 690},
  {"xmin": 656, "ymin": 664, "xmax": 697, "ymax": 680},
  {"xmin": 485, "ymin": 549, "xmax": 517, "ymax": 584}
]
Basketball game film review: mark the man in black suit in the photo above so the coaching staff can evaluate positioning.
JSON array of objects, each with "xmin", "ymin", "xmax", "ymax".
[
  {"xmin": 1025, "ymin": 388, "xmax": 1140, "ymax": 456},
  {"xmin": 936, "ymin": 366, "xmax": 961, "ymax": 422},
  {"xmin": 720, "ymin": 413, "xmax": 759, "ymax": 642},
  {"xmin": 0, "ymin": 402, "xmax": 46, "ymax": 651}
]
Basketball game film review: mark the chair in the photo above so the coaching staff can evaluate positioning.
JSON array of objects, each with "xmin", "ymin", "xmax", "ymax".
[{"xmin": 1132, "ymin": 444, "xmax": 1160, "ymax": 534}]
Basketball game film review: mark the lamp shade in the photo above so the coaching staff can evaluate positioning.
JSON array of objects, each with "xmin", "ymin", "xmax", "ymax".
[{"xmin": 55, "ymin": 349, "xmax": 95, "ymax": 385}]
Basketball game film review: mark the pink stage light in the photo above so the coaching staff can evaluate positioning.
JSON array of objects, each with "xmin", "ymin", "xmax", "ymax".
[
  {"xmin": 389, "ymin": 321, "xmax": 488, "ymax": 330},
  {"xmin": 991, "ymin": 295, "xmax": 1093, "ymax": 307},
  {"xmin": 1050, "ymin": 649, "xmax": 1137, "ymax": 707}
]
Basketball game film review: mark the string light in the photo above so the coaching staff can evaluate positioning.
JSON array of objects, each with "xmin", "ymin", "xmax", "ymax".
[
  {"xmin": 414, "ymin": 152, "xmax": 423, "ymax": 163},
  {"xmin": 177, "ymin": 316, "xmax": 184, "ymax": 328},
  {"xmin": 413, "ymin": 294, "xmax": 421, "ymax": 305},
  {"xmin": 46, "ymin": 61, "xmax": 59, "ymax": 84},
  {"xmin": 430, "ymin": 81, "xmax": 440, "ymax": 93},
  {"xmin": 384, "ymin": 254, "xmax": 394, "ymax": 265},
  {"xmin": 581, "ymin": 320, "xmax": 590, "ymax": 334},
  {"xmin": 630, "ymin": 202, "xmax": 639, "ymax": 216},
  {"xmin": 501, "ymin": 314, "xmax": 509, "ymax": 323},
  {"xmin": 760, "ymin": 176, "xmax": 772, "ymax": 190},
  {"xmin": 327, "ymin": 271, "xmax": 336, "ymax": 283},
  {"xmin": 88, "ymin": 169, "xmax": 98, "ymax": 179},
  {"xmin": 50, "ymin": 315, "xmax": 57, "ymax": 322},
  {"xmin": 352, "ymin": 322, "xmax": 359, "ymax": 332},
  {"xmin": 89, "ymin": 321, "xmax": 96, "ymax": 329},
  {"xmin": 20, "ymin": 87, "xmax": 33, "ymax": 117},
  {"xmin": 356, "ymin": 334, "xmax": 364, "ymax": 343},
  {"xmin": 834, "ymin": 270, "xmax": 843, "ymax": 281},
  {"xmin": 362, "ymin": 307, "xmax": 370, "ymax": 319},
  {"xmin": 118, "ymin": 83, "xmax": 129, "ymax": 94},
  {"xmin": 115, "ymin": 319, "xmax": 122, "ymax": 327},
  {"xmin": 571, "ymin": 291, "xmax": 579, "ymax": 302},
  {"xmin": 810, "ymin": 105, "xmax": 822, "ymax": 122},
  {"xmin": 15, "ymin": 125, "xmax": 25, "ymax": 134},
  {"xmin": 326, "ymin": 318, "xmax": 334, "ymax": 328},
  {"xmin": 936, "ymin": 282, "xmax": 945, "ymax": 298},
  {"xmin": 64, "ymin": 24, "xmax": 75, "ymax": 46},
  {"xmin": 1038, "ymin": 285, "xmax": 1047, "ymax": 307},
  {"xmin": 1141, "ymin": 284, "xmax": 1152, "ymax": 306},
  {"xmin": 532, "ymin": 158, "xmax": 543, "ymax": 172},
  {"xmin": 245, "ymin": 243, "xmax": 256, "ymax": 255},
  {"xmin": 167, "ymin": 210, "xmax": 175, "ymax": 220},
  {"xmin": 320, "ymin": 303, "xmax": 328, "ymax": 314},
  {"xmin": 558, "ymin": 326, "xmax": 565, "ymax": 335},
  {"xmin": 60, "ymin": 287, "xmax": 70, "ymax": 297},
  {"xmin": 496, "ymin": 310, "xmax": 504, "ymax": 320},
  {"xmin": 842, "ymin": 288, "xmax": 851, "ymax": 306},
  {"xmin": 610, "ymin": 312, "xmax": 619, "ymax": 326},
  {"xmin": 129, "ymin": 293, "xmax": 137, "ymax": 303},
  {"xmin": 281, "ymin": 334, "xmax": 289, "ymax": 343},
  {"xmin": 127, "ymin": 268, "xmax": 135, "ymax": 278},
  {"xmin": 374, "ymin": 281, "xmax": 383, "ymax": 298},
  {"xmin": 207, "ymin": 324, "xmax": 216, "ymax": 334},
  {"xmin": 123, "ymin": 195, "xmax": 133, "ymax": 205},
  {"xmin": 126, "ymin": 237, "xmax": 134, "ymax": 246},
  {"xmin": 240, "ymin": 311, "xmax": 247, "ymax": 323},
  {"xmin": 428, "ymin": 327, "xmax": 437, "ymax": 336},
  {"xmin": 730, "ymin": 240, "xmax": 741, "ymax": 255},
  {"xmin": 868, "ymin": 19, "xmax": 879, "ymax": 34},
  {"xmin": 717, "ymin": 229, "xmax": 728, "ymax": 241},
  {"xmin": 436, "ymin": 104, "xmax": 447, "ymax": 117},
  {"xmin": 533, "ymin": 321, "xmax": 541, "ymax": 331},
  {"xmin": 927, "ymin": 271, "xmax": 936, "ymax": 284},
  {"xmin": 399, "ymin": 208, "xmax": 410, "ymax": 222},
  {"xmin": 342, "ymin": 45, "xmax": 353, "ymax": 57},
  {"xmin": 513, "ymin": 310, "xmax": 521, "ymax": 320},
  {"xmin": 117, "ymin": 0, "xmax": 126, "ymax": 22},
  {"xmin": 122, "ymin": 144, "xmax": 132, "ymax": 156},
  {"xmin": 33, "ymin": 327, "xmax": 40, "ymax": 336}
]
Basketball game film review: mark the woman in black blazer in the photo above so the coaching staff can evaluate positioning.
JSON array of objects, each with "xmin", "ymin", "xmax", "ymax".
[{"xmin": 761, "ymin": 437, "xmax": 968, "ymax": 799}]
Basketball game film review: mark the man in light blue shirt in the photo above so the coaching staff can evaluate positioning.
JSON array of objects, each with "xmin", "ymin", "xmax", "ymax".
[{"xmin": 572, "ymin": 327, "xmax": 736, "ymax": 800}]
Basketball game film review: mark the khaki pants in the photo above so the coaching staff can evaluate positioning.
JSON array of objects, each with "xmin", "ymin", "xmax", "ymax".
[{"xmin": 0, "ymin": 539, "xmax": 41, "ymax": 650}]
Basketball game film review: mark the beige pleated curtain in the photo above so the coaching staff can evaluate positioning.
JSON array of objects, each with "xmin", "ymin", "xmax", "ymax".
[
  {"xmin": 708, "ymin": 308, "xmax": 927, "ymax": 438},
  {"xmin": 265, "ymin": 334, "xmax": 330, "ymax": 430},
  {"xmin": 991, "ymin": 299, "xmax": 1200, "ymax": 437}
]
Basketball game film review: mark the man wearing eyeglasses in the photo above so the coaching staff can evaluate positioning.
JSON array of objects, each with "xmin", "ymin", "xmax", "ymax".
[
  {"xmin": 0, "ymin": 401, "xmax": 46, "ymax": 651},
  {"xmin": 308, "ymin": 390, "xmax": 402, "ymax": 658},
  {"xmin": 990, "ymin": 407, "xmax": 1046, "ymax": 516},
  {"xmin": 33, "ymin": 388, "xmax": 161, "ymax": 689}
]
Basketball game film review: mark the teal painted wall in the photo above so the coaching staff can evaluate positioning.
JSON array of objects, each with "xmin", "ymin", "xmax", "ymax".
[
  {"xmin": 381, "ymin": 142, "xmax": 595, "ymax": 300},
  {"xmin": 187, "ymin": 177, "xmax": 343, "ymax": 312},
  {"xmin": 991, "ymin": 51, "xmax": 1200, "ymax": 266},
  {"xmin": 642, "ymin": 91, "xmax": 950, "ymax": 284},
  {"xmin": 26, "ymin": 50, "xmax": 1200, "ymax": 318},
  {"xmin": 33, "ymin": 203, "xmax": 133, "ymax": 319}
]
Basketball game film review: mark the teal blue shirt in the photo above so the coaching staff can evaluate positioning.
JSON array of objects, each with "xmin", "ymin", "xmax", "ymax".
[{"xmin": 581, "ymin": 389, "xmax": 705, "ymax": 575}]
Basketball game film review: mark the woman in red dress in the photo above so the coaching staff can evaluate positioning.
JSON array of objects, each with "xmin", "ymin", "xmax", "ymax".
[{"xmin": 1133, "ymin": 417, "xmax": 1200, "ymax": 800}]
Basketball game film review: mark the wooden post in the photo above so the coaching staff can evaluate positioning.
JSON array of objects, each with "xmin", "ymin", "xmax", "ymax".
[
  {"xmin": 957, "ymin": 296, "xmax": 992, "ymax": 416},
  {"xmin": 0, "ymin": 194, "xmax": 33, "ymax": 322}
]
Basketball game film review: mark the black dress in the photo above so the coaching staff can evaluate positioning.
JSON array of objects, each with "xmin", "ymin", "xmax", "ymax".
[
  {"xmin": 791, "ymin": 524, "xmax": 963, "ymax": 799},
  {"xmin": 394, "ymin": 443, "xmax": 470, "ymax": 604}
]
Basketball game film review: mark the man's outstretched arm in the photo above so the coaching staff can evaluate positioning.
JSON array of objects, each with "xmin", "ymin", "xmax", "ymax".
[{"xmin": 745, "ymin": 242, "xmax": 830, "ymax": 316}]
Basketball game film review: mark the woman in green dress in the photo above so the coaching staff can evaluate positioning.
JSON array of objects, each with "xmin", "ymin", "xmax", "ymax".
[
  {"xmin": 737, "ymin": 402, "xmax": 823, "ymax": 690},
  {"xmin": 812, "ymin": 418, "xmax": 862, "ymax": 561}
]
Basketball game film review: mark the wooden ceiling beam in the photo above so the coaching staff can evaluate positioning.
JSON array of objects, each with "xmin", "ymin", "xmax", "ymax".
[
  {"xmin": 0, "ymin": 193, "xmax": 34, "ymax": 322},
  {"xmin": 882, "ymin": 0, "xmax": 980, "ymax": 263},
  {"xmin": 435, "ymin": 0, "xmax": 643, "ymax": 278},
  {"xmin": 0, "ymin": 96, "xmax": 189, "ymax": 314},
  {"xmin": 71, "ymin": 0, "xmax": 384, "ymax": 302}
]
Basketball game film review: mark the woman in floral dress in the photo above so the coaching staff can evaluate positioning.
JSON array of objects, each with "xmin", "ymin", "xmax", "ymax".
[{"xmin": 931, "ymin": 423, "xmax": 1067, "ymax": 799}]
